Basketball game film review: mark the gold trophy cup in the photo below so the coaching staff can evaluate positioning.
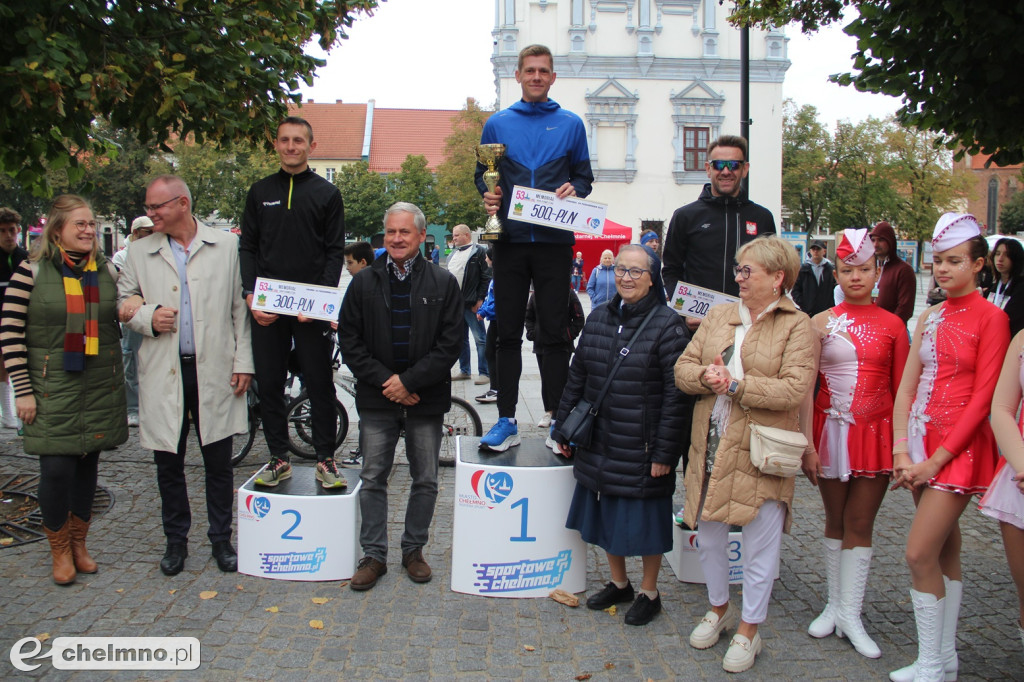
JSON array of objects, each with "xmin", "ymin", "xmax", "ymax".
[{"xmin": 476, "ymin": 143, "xmax": 507, "ymax": 242}]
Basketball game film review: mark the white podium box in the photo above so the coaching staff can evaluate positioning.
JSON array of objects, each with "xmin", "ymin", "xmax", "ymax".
[
  {"xmin": 451, "ymin": 438, "xmax": 587, "ymax": 598},
  {"xmin": 238, "ymin": 466, "xmax": 360, "ymax": 581},
  {"xmin": 665, "ymin": 521, "xmax": 780, "ymax": 584}
]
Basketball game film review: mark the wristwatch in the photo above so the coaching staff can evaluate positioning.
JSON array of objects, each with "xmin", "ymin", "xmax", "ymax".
[{"xmin": 726, "ymin": 379, "xmax": 739, "ymax": 397}]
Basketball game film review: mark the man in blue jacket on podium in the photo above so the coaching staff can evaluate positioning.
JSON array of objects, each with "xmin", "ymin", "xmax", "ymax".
[
  {"xmin": 339, "ymin": 202, "xmax": 463, "ymax": 591},
  {"xmin": 475, "ymin": 44, "xmax": 594, "ymax": 452}
]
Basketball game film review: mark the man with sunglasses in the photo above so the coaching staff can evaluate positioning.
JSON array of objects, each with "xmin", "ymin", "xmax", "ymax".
[{"xmin": 662, "ymin": 135, "xmax": 776, "ymax": 330}]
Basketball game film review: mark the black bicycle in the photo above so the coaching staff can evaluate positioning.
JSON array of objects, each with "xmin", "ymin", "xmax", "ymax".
[
  {"xmin": 231, "ymin": 375, "xmax": 347, "ymax": 467},
  {"xmin": 285, "ymin": 364, "xmax": 483, "ymax": 467},
  {"xmin": 233, "ymin": 348, "xmax": 484, "ymax": 468}
]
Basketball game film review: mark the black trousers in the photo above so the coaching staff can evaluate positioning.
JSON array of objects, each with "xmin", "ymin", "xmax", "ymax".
[
  {"xmin": 154, "ymin": 358, "xmax": 233, "ymax": 545},
  {"xmin": 38, "ymin": 452, "xmax": 99, "ymax": 531},
  {"xmin": 251, "ymin": 315, "xmax": 336, "ymax": 460},
  {"xmin": 492, "ymin": 242, "xmax": 572, "ymax": 418},
  {"xmin": 534, "ymin": 350, "xmax": 571, "ymax": 414}
]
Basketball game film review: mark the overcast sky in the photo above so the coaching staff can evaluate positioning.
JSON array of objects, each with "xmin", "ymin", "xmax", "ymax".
[{"xmin": 299, "ymin": 0, "xmax": 900, "ymax": 126}]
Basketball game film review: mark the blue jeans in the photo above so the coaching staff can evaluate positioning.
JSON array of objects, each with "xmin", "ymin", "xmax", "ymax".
[
  {"xmin": 571, "ymin": 274, "xmax": 582, "ymax": 291},
  {"xmin": 121, "ymin": 323, "xmax": 143, "ymax": 416},
  {"xmin": 358, "ymin": 408, "xmax": 442, "ymax": 561},
  {"xmin": 459, "ymin": 306, "xmax": 488, "ymax": 376}
]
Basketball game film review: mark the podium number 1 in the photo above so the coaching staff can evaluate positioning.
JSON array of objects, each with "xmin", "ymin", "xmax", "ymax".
[{"xmin": 509, "ymin": 498, "xmax": 536, "ymax": 542}]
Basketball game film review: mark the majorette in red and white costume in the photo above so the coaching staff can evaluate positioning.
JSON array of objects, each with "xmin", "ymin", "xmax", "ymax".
[
  {"xmin": 982, "ymin": 328, "xmax": 1024, "ymax": 654},
  {"xmin": 813, "ymin": 228, "xmax": 910, "ymax": 481},
  {"xmin": 888, "ymin": 214, "xmax": 1010, "ymax": 682},
  {"xmin": 806, "ymin": 228, "xmax": 910, "ymax": 661},
  {"xmin": 905, "ymin": 214, "xmax": 1008, "ymax": 495},
  {"xmin": 982, "ymin": 333, "xmax": 1024, "ymax": 529}
]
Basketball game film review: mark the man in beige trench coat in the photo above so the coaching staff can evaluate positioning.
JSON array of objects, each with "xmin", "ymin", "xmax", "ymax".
[{"xmin": 118, "ymin": 175, "xmax": 253, "ymax": 577}]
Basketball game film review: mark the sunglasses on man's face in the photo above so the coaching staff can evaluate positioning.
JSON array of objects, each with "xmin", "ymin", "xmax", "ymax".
[{"xmin": 709, "ymin": 160, "xmax": 744, "ymax": 172}]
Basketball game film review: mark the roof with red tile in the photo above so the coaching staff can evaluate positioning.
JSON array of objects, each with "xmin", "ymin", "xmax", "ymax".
[
  {"xmin": 289, "ymin": 101, "xmax": 367, "ymax": 161},
  {"xmin": 369, "ymin": 108, "xmax": 462, "ymax": 173}
]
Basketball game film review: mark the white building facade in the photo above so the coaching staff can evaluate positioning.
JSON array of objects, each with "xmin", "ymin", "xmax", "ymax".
[{"xmin": 491, "ymin": 0, "xmax": 789, "ymax": 238}]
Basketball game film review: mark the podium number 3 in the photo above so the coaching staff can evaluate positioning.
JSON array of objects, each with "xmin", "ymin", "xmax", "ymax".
[
  {"xmin": 281, "ymin": 509, "xmax": 303, "ymax": 541},
  {"xmin": 509, "ymin": 498, "xmax": 537, "ymax": 543}
]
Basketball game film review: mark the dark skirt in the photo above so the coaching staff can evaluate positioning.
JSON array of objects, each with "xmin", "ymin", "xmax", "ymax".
[{"xmin": 565, "ymin": 482, "xmax": 673, "ymax": 557}]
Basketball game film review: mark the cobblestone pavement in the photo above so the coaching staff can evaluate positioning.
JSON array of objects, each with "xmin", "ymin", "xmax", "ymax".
[{"xmin": 1, "ymin": 274, "xmax": 1021, "ymax": 680}]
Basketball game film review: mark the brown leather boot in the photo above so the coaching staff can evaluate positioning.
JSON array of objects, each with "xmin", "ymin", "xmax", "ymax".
[
  {"xmin": 68, "ymin": 514, "xmax": 98, "ymax": 574},
  {"xmin": 43, "ymin": 522, "xmax": 76, "ymax": 585}
]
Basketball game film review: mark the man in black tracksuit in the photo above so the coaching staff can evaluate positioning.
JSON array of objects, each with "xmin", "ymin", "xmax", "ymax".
[
  {"xmin": 339, "ymin": 202, "xmax": 463, "ymax": 591},
  {"xmin": 662, "ymin": 135, "xmax": 776, "ymax": 330},
  {"xmin": 239, "ymin": 116, "xmax": 346, "ymax": 488}
]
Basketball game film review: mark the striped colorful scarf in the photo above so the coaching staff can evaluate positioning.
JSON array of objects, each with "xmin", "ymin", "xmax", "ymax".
[{"xmin": 57, "ymin": 247, "xmax": 100, "ymax": 371}]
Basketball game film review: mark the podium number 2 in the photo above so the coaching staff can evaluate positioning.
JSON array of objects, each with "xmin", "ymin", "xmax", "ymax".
[
  {"xmin": 509, "ymin": 498, "xmax": 536, "ymax": 543},
  {"xmin": 281, "ymin": 509, "xmax": 303, "ymax": 541}
]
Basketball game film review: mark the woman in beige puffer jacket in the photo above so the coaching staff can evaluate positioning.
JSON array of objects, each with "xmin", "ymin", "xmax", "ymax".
[{"xmin": 675, "ymin": 235, "xmax": 816, "ymax": 673}]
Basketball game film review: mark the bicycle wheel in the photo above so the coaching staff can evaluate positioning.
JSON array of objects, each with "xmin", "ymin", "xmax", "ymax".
[
  {"xmin": 285, "ymin": 391, "xmax": 350, "ymax": 460},
  {"xmin": 231, "ymin": 389, "xmax": 260, "ymax": 466},
  {"xmin": 439, "ymin": 396, "xmax": 483, "ymax": 467}
]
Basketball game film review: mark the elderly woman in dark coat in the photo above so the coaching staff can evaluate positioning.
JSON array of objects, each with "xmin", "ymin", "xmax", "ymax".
[{"xmin": 554, "ymin": 244, "xmax": 692, "ymax": 626}]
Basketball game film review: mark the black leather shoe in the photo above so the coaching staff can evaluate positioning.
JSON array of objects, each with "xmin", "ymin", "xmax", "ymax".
[
  {"xmin": 211, "ymin": 541, "xmax": 237, "ymax": 573},
  {"xmin": 624, "ymin": 593, "xmax": 662, "ymax": 626},
  {"xmin": 160, "ymin": 543, "xmax": 188, "ymax": 576},
  {"xmin": 586, "ymin": 581, "xmax": 635, "ymax": 610}
]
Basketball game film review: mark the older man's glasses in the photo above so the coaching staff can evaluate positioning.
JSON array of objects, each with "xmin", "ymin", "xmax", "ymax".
[
  {"xmin": 143, "ymin": 195, "xmax": 181, "ymax": 213},
  {"xmin": 733, "ymin": 265, "xmax": 754, "ymax": 280},
  {"xmin": 709, "ymin": 160, "xmax": 744, "ymax": 172},
  {"xmin": 614, "ymin": 265, "xmax": 649, "ymax": 280}
]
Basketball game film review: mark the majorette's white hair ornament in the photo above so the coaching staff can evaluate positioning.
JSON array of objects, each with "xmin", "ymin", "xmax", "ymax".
[
  {"xmin": 835, "ymin": 228, "xmax": 874, "ymax": 266},
  {"xmin": 932, "ymin": 213, "xmax": 981, "ymax": 253}
]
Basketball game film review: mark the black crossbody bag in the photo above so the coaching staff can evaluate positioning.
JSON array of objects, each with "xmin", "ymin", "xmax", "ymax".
[{"xmin": 555, "ymin": 306, "xmax": 659, "ymax": 448}]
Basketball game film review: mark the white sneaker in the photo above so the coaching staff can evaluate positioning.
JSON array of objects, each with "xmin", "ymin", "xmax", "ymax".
[
  {"xmin": 537, "ymin": 412, "xmax": 552, "ymax": 428},
  {"xmin": 723, "ymin": 632, "xmax": 762, "ymax": 673},
  {"xmin": 127, "ymin": 413, "xmax": 140, "ymax": 428},
  {"xmin": 689, "ymin": 602, "xmax": 738, "ymax": 649}
]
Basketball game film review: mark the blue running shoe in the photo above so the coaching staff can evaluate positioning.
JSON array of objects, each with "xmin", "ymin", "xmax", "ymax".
[{"xmin": 479, "ymin": 417, "xmax": 520, "ymax": 452}]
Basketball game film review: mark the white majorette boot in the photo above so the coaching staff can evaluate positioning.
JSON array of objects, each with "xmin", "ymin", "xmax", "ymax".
[
  {"xmin": 0, "ymin": 380, "xmax": 18, "ymax": 429},
  {"xmin": 939, "ymin": 576, "xmax": 962, "ymax": 679},
  {"xmin": 836, "ymin": 546, "xmax": 881, "ymax": 658},
  {"xmin": 889, "ymin": 577, "xmax": 960, "ymax": 681},
  {"xmin": 808, "ymin": 537, "xmax": 842, "ymax": 638},
  {"xmin": 890, "ymin": 589, "xmax": 946, "ymax": 682}
]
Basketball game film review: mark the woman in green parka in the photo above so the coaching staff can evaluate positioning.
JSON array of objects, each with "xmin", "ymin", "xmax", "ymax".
[{"xmin": 0, "ymin": 195, "xmax": 127, "ymax": 584}]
